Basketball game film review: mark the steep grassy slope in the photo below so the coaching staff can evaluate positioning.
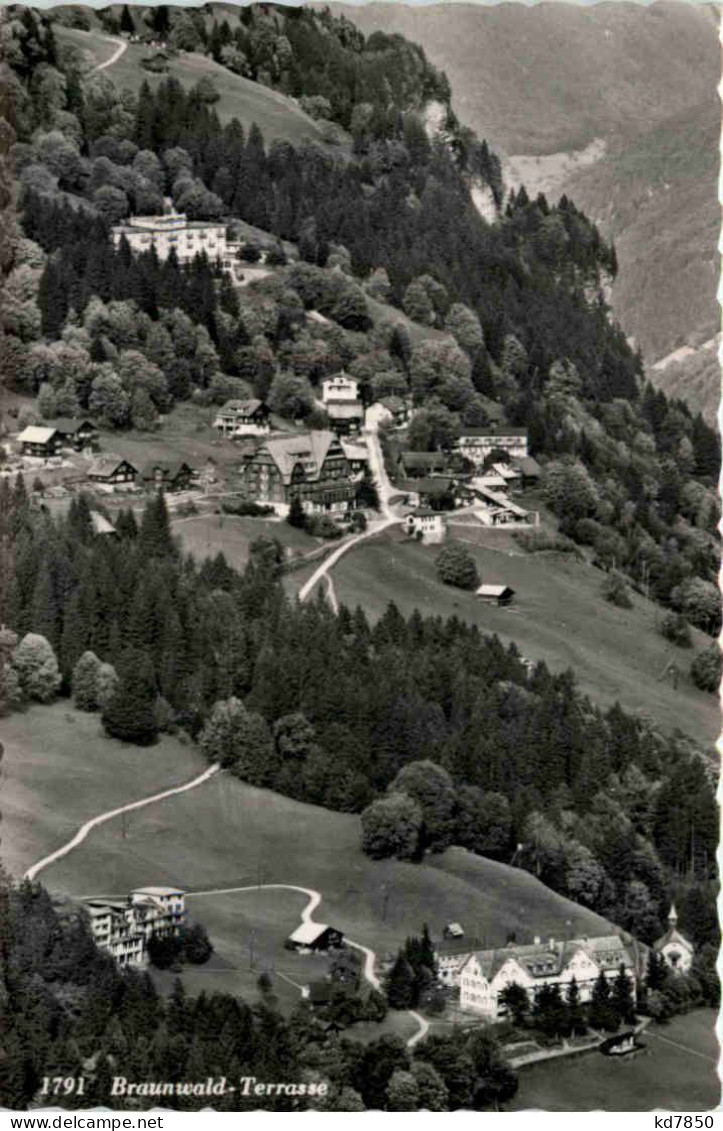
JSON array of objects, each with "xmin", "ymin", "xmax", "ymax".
[
  {"xmin": 328, "ymin": 527, "xmax": 718, "ymax": 747},
  {"xmin": 3, "ymin": 701, "xmax": 613, "ymax": 1009},
  {"xmin": 55, "ymin": 24, "xmax": 332, "ymax": 143},
  {"xmin": 327, "ymin": 1, "xmax": 719, "ymax": 413}
]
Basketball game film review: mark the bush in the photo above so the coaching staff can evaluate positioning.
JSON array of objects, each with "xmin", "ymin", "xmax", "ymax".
[
  {"xmin": 601, "ymin": 571, "xmax": 632, "ymax": 609},
  {"xmin": 176, "ymin": 499, "xmax": 199, "ymax": 518},
  {"xmin": 690, "ymin": 642, "xmax": 722, "ymax": 693},
  {"xmin": 306, "ymin": 514, "xmax": 343, "ymax": 540},
  {"xmin": 659, "ymin": 611, "xmax": 692, "ymax": 648},
  {"xmin": 239, "ymin": 242, "xmax": 262, "ymax": 263},
  {"xmin": 179, "ymin": 922, "xmax": 213, "ymax": 964},
  {"xmin": 219, "ymin": 499, "xmax": 274, "ymax": 517},
  {"xmin": 147, "ymin": 933, "xmax": 183, "ymax": 969},
  {"xmin": 436, "ymin": 543, "xmax": 479, "ymax": 590},
  {"xmin": 513, "ymin": 530, "xmax": 583, "ymax": 558}
]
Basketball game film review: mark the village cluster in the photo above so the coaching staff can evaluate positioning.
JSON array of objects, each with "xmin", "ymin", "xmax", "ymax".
[{"xmin": 83, "ymin": 884, "xmax": 693, "ymax": 1027}]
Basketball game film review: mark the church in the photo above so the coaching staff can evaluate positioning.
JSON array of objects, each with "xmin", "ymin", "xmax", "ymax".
[{"xmin": 652, "ymin": 905, "xmax": 694, "ymax": 975}]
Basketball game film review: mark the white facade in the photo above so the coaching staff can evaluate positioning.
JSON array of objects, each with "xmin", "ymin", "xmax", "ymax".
[
  {"xmin": 86, "ymin": 887, "xmax": 186, "ymax": 968},
  {"xmin": 457, "ymin": 935, "xmax": 637, "ymax": 1020},
  {"xmin": 112, "ymin": 213, "xmax": 236, "ymax": 272},
  {"xmin": 213, "ymin": 399, "xmax": 270, "ymax": 438},
  {"xmin": 322, "ymin": 374, "xmax": 359, "ymax": 404},
  {"xmin": 653, "ymin": 906, "xmax": 694, "ymax": 974},
  {"xmin": 405, "ymin": 508, "xmax": 446, "ymax": 543},
  {"xmin": 457, "ymin": 429, "xmax": 529, "ymax": 466}
]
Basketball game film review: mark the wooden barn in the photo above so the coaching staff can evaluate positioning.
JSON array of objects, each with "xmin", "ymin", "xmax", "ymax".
[
  {"xmin": 476, "ymin": 584, "xmax": 515, "ymax": 607},
  {"xmin": 285, "ymin": 922, "xmax": 344, "ymax": 953}
]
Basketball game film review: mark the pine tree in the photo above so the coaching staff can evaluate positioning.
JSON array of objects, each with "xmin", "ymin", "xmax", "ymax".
[
  {"xmin": 287, "ymin": 494, "xmax": 306, "ymax": 529},
  {"xmin": 139, "ymin": 492, "xmax": 176, "ymax": 559},
  {"xmin": 385, "ymin": 952, "xmax": 416, "ymax": 1009},
  {"xmin": 612, "ymin": 963, "xmax": 636, "ymax": 1025},
  {"xmin": 120, "ymin": 4, "xmax": 134, "ymax": 35},
  {"xmin": 102, "ymin": 648, "xmax": 159, "ymax": 745}
]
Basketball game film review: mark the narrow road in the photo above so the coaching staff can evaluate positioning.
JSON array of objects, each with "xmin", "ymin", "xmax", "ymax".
[
  {"xmin": 94, "ymin": 37, "xmax": 127, "ymax": 72},
  {"xmin": 298, "ymin": 514, "xmax": 398, "ymax": 603},
  {"xmin": 24, "ymin": 763, "xmax": 221, "ymax": 882},
  {"xmin": 25, "ymin": 765, "xmax": 428, "ymax": 1045},
  {"xmin": 187, "ymin": 883, "xmax": 425, "ymax": 1045}
]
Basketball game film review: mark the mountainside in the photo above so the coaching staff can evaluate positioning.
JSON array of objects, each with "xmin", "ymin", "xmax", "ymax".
[{"xmin": 326, "ymin": 1, "xmax": 720, "ymax": 416}]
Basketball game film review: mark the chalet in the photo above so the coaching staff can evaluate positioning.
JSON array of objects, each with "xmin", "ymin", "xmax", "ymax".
[
  {"xmin": 85, "ymin": 886, "xmax": 185, "ymax": 969},
  {"xmin": 141, "ymin": 460, "xmax": 195, "ymax": 492},
  {"xmin": 476, "ymin": 584, "xmax": 515, "ymax": 606},
  {"xmin": 239, "ymin": 431, "xmax": 357, "ymax": 514},
  {"xmin": 325, "ymin": 400, "xmax": 364, "ymax": 437},
  {"xmin": 652, "ymin": 906, "xmax": 694, "ymax": 975},
  {"xmin": 18, "ymin": 426, "xmax": 62, "ymax": 458},
  {"xmin": 48, "ymin": 418, "xmax": 99, "ymax": 451},
  {"xmin": 405, "ymin": 507, "xmax": 446, "ymax": 544},
  {"xmin": 286, "ymin": 922, "xmax": 344, "ymax": 953},
  {"xmin": 396, "ymin": 451, "xmax": 451, "ymax": 479},
  {"xmin": 321, "ymin": 373, "xmax": 359, "ymax": 403},
  {"xmin": 491, "ymin": 462, "xmax": 522, "ymax": 489},
  {"xmin": 457, "ymin": 427, "xmax": 528, "ymax": 467},
  {"xmin": 87, "ymin": 457, "xmax": 138, "ymax": 486},
  {"xmin": 459, "ymin": 934, "xmax": 637, "ymax": 1020},
  {"xmin": 213, "ymin": 399, "xmax": 271, "ymax": 439},
  {"xmin": 514, "ymin": 455, "xmax": 542, "ymax": 488}
]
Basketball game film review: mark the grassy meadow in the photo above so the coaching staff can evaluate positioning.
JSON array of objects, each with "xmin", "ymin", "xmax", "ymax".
[
  {"xmin": 328, "ymin": 527, "xmax": 718, "ymax": 747},
  {"xmin": 3, "ymin": 701, "xmax": 612, "ymax": 1011},
  {"xmin": 172, "ymin": 512, "xmax": 319, "ymax": 572},
  {"xmin": 509, "ymin": 1009, "xmax": 719, "ymax": 1112},
  {"xmin": 55, "ymin": 26, "xmax": 332, "ymax": 144}
]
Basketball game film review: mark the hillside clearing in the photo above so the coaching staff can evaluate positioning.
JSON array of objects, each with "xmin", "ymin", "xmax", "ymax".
[
  {"xmin": 55, "ymin": 26, "xmax": 333, "ymax": 144},
  {"xmin": 172, "ymin": 512, "xmax": 320, "ymax": 571},
  {"xmin": 328, "ymin": 528, "xmax": 717, "ymax": 746},
  {"xmin": 3, "ymin": 701, "xmax": 612, "ymax": 1010}
]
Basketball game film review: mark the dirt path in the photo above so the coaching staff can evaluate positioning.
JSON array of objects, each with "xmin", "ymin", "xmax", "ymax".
[
  {"xmin": 23, "ymin": 763, "xmax": 221, "ymax": 882},
  {"xmin": 94, "ymin": 37, "xmax": 127, "ymax": 72}
]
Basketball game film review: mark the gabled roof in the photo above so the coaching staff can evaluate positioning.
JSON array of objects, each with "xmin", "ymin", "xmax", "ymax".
[
  {"xmin": 476, "ymin": 584, "xmax": 514, "ymax": 598},
  {"xmin": 653, "ymin": 927, "xmax": 694, "ymax": 955},
  {"xmin": 326, "ymin": 401, "xmax": 364, "ymax": 418},
  {"xmin": 88, "ymin": 457, "xmax": 137, "ymax": 477},
  {"xmin": 514, "ymin": 455, "xmax": 542, "ymax": 476},
  {"xmin": 132, "ymin": 886, "xmax": 185, "ymax": 897},
  {"xmin": 141, "ymin": 460, "xmax": 193, "ymax": 480},
  {"xmin": 18, "ymin": 426, "xmax": 58, "ymax": 444},
  {"xmin": 90, "ymin": 511, "xmax": 116, "ymax": 535},
  {"xmin": 218, "ymin": 399, "xmax": 265, "ymax": 416},
  {"xmin": 407, "ymin": 507, "xmax": 442, "ymax": 519},
  {"xmin": 340, "ymin": 441, "xmax": 368, "ymax": 461},
  {"xmin": 289, "ymin": 921, "xmax": 330, "ymax": 945},
  {"xmin": 399, "ymin": 451, "xmax": 450, "ymax": 469},
  {"xmin": 463, "ymin": 934, "xmax": 635, "ymax": 983},
  {"xmin": 458, "ymin": 426, "xmax": 527, "ymax": 439},
  {"xmin": 261, "ymin": 431, "xmax": 343, "ymax": 486},
  {"xmin": 48, "ymin": 417, "xmax": 96, "ymax": 434}
]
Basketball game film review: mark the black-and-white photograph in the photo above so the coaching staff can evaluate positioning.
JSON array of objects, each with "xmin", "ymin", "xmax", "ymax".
[{"xmin": 0, "ymin": 0, "xmax": 719, "ymax": 1115}]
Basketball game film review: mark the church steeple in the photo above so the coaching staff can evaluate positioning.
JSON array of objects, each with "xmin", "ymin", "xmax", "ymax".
[{"xmin": 668, "ymin": 904, "xmax": 678, "ymax": 926}]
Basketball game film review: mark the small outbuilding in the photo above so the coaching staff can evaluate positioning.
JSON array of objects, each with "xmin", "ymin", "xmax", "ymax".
[
  {"xmin": 476, "ymin": 584, "xmax": 515, "ymax": 607},
  {"xmin": 405, "ymin": 507, "xmax": 446, "ymax": 544},
  {"xmin": 285, "ymin": 922, "xmax": 344, "ymax": 953}
]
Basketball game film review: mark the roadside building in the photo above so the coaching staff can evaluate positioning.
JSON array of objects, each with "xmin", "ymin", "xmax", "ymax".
[
  {"xmin": 213, "ymin": 399, "xmax": 271, "ymax": 438},
  {"xmin": 141, "ymin": 460, "xmax": 195, "ymax": 492},
  {"xmin": 18, "ymin": 426, "xmax": 62, "ymax": 458},
  {"xmin": 87, "ymin": 457, "xmax": 138, "ymax": 486},
  {"xmin": 286, "ymin": 923, "xmax": 344, "ymax": 953},
  {"xmin": 459, "ymin": 934, "xmax": 637, "ymax": 1020},
  {"xmin": 239, "ymin": 430, "xmax": 357, "ymax": 514},
  {"xmin": 476, "ymin": 584, "xmax": 515, "ymax": 606},
  {"xmin": 405, "ymin": 507, "xmax": 446, "ymax": 543},
  {"xmin": 396, "ymin": 451, "xmax": 451, "ymax": 479},
  {"xmin": 652, "ymin": 906, "xmax": 694, "ymax": 975}
]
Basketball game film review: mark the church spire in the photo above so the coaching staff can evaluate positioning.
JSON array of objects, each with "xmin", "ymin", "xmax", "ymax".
[{"xmin": 668, "ymin": 904, "xmax": 678, "ymax": 926}]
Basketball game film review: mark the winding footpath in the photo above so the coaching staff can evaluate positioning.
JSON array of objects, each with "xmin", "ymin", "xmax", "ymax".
[
  {"xmin": 24, "ymin": 771, "xmax": 428, "ymax": 1047},
  {"xmin": 23, "ymin": 764, "xmax": 221, "ymax": 882},
  {"xmin": 94, "ymin": 37, "xmax": 128, "ymax": 72}
]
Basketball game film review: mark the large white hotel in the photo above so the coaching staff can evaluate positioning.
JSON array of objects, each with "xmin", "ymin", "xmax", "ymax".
[
  {"xmin": 85, "ymin": 886, "xmax": 186, "ymax": 967},
  {"xmin": 111, "ymin": 211, "xmax": 239, "ymax": 272}
]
